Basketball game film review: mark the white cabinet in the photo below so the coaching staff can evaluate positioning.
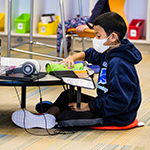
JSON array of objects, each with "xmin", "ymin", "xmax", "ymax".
[
  {"xmin": 0, "ymin": 0, "xmax": 150, "ymax": 45},
  {"xmin": 0, "ymin": 0, "xmax": 91, "ymax": 38},
  {"xmin": 0, "ymin": 0, "xmax": 60, "ymax": 38},
  {"xmin": 10, "ymin": 0, "xmax": 60, "ymax": 38}
]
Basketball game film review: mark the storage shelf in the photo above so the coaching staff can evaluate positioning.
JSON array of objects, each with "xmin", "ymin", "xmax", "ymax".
[
  {"xmin": 0, "ymin": 32, "xmax": 57, "ymax": 39},
  {"xmin": 129, "ymin": 39, "xmax": 150, "ymax": 44},
  {"xmin": 0, "ymin": 32, "xmax": 7, "ymax": 35},
  {"xmin": 0, "ymin": 0, "xmax": 150, "ymax": 45},
  {"xmin": 10, "ymin": 32, "xmax": 30, "ymax": 37},
  {"xmin": 33, "ymin": 33, "xmax": 57, "ymax": 39}
]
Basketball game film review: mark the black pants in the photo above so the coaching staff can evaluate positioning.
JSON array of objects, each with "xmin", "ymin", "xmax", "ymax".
[
  {"xmin": 53, "ymin": 89, "xmax": 93, "ymax": 112},
  {"xmin": 53, "ymin": 90, "xmax": 103, "ymax": 127}
]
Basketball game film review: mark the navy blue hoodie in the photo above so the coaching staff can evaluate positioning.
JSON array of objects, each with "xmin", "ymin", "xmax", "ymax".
[{"xmin": 85, "ymin": 39, "xmax": 142, "ymax": 126}]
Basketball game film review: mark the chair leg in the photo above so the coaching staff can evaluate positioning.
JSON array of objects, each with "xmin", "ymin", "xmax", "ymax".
[
  {"xmin": 81, "ymin": 37, "xmax": 87, "ymax": 66},
  {"xmin": 71, "ymin": 36, "xmax": 75, "ymax": 55},
  {"xmin": 82, "ymin": 37, "xmax": 85, "ymax": 51},
  {"xmin": 59, "ymin": 39, "xmax": 64, "ymax": 58}
]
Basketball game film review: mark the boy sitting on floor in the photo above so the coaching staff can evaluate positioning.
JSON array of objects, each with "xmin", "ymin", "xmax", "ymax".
[{"xmin": 12, "ymin": 12, "xmax": 142, "ymax": 129}]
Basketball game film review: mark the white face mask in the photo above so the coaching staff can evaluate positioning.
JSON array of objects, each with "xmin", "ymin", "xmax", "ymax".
[
  {"xmin": 92, "ymin": 34, "xmax": 120, "ymax": 53},
  {"xmin": 93, "ymin": 36, "xmax": 110, "ymax": 53}
]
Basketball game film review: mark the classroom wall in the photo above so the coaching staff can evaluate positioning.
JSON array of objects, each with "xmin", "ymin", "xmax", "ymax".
[
  {"xmin": 124, "ymin": 0, "xmax": 147, "ymax": 24},
  {"xmin": 0, "ymin": 0, "xmax": 5, "ymax": 12},
  {"xmin": 63, "ymin": 0, "xmax": 90, "ymax": 19},
  {"xmin": 63, "ymin": 0, "xmax": 148, "ymax": 24}
]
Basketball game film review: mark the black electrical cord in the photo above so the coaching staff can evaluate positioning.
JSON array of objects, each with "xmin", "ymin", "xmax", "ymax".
[
  {"xmin": 36, "ymin": 70, "xmax": 55, "ymax": 135},
  {"xmin": 35, "ymin": 70, "xmax": 74, "ymax": 135},
  {"xmin": 12, "ymin": 68, "xmax": 74, "ymax": 136}
]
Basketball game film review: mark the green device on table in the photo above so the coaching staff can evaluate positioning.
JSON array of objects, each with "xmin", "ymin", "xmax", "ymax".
[{"xmin": 45, "ymin": 63, "xmax": 84, "ymax": 74}]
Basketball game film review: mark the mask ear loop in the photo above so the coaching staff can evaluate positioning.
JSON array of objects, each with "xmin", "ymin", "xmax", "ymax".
[
  {"xmin": 107, "ymin": 33, "xmax": 121, "ymax": 47},
  {"xmin": 117, "ymin": 38, "xmax": 121, "ymax": 43},
  {"xmin": 106, "ymin": 34, "xmax": 112, "ymax": 40},
  {"xmin": 110, "ymin": 32, "xmax": 121, "ymax": 43}
]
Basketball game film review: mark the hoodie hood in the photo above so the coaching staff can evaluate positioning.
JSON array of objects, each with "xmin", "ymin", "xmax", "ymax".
[{"xmin": 107, "ymin": 39, "xmax": 142, "ymax": 64}]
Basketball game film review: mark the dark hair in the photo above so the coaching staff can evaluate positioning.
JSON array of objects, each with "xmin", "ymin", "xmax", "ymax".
[{"xmin": 94, "ymin": 12, "xmax": 127, "ymax": 41}]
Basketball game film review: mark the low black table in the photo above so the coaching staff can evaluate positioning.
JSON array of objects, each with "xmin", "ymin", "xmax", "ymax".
[
  {"xmin": 1, "ymin": 57, "xmax": 95, "ymax": 109},
  {"xmin": 0, "ymin": 74, "xmax": 64, "ymax": 108}
]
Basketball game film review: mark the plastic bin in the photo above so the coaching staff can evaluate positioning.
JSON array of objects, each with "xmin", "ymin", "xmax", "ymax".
[
  {"xmin": 38, "ymin": 16, "xmax": 59, "ymax": 35},
  {"xmin": 15, "ymin": 13, "xmax": 30, "ymax": 33},
  {"xmin": 129, "ymin": 19, "xmax": 145, "ymax": 40},
  {"xmin": 0, "ymin": 13, "xmax": 5, "ymax": 31},
  {"xmin": 41, "ymin": 13, "xmax": 56, "ymax": 24}
]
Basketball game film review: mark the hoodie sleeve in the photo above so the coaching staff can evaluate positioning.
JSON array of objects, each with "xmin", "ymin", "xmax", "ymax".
[
  {"xmin": 91, "ymin": 59, "xmax": 137, "ymax": 117},
  {"xmin": 84, "ymin": 48, "xmax": 101, "ymax": 65}
]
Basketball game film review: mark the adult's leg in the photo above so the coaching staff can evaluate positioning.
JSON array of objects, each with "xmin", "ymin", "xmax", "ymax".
[{"xmin": 56, "ymin": 16, "xmax": 89, "ymax": 57}]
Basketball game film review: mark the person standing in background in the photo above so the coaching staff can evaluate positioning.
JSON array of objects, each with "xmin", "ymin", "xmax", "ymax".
[{"xmin": 56, "ymin": 0, "xmax": 110, "ymax": 57}]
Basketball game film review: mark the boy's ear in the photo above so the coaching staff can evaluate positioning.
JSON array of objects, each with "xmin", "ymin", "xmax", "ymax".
[{"xmin": 110, "ymin": 32, "xmax": 119, "ymax": 43}]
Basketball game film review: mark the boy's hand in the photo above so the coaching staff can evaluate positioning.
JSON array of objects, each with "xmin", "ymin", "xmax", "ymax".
[
  {"xmin": 59, "ymin": 55, "xmax": 74, "ymax": 69},
  {"xmin": 68, "ymin": 102, "xmax": 90, "ymax": 112}
]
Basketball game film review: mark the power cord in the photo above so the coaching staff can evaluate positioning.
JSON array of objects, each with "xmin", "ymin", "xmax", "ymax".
[
  {"xmin": 35, "ymin": 69, "xmax": 74, "ymax": 135},
  {"xmin": 12, "ymin": 69, "xmax": 74, "ymax": 136}
]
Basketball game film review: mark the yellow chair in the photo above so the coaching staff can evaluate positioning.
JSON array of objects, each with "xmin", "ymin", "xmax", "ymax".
[
  {"xmin": 66, "ymin": 28, "xmax": 95, "ymax": 55},
  {"xmin": 59, "ymin": 28, "xmax": 95, "ymax": 57},
  {"xmin": 67, "ymin": 28, "xmax": 95, "ymax": 39}
]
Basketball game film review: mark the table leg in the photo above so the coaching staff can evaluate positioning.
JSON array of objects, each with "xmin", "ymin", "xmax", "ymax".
[
  {"xmin": 77, "ymin": 87, "xmax": 81, "ymax": 109},
  {"xmin": 68, "ymin": 85, "xmax": 81, "ymax": 109},
  {"xmin": 69, "ymin": 85, "xmax": 74, "ymax": 103},
  {"xmin": 21, "ymin": 86, "xmax": 26, "ymax": 108}
]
